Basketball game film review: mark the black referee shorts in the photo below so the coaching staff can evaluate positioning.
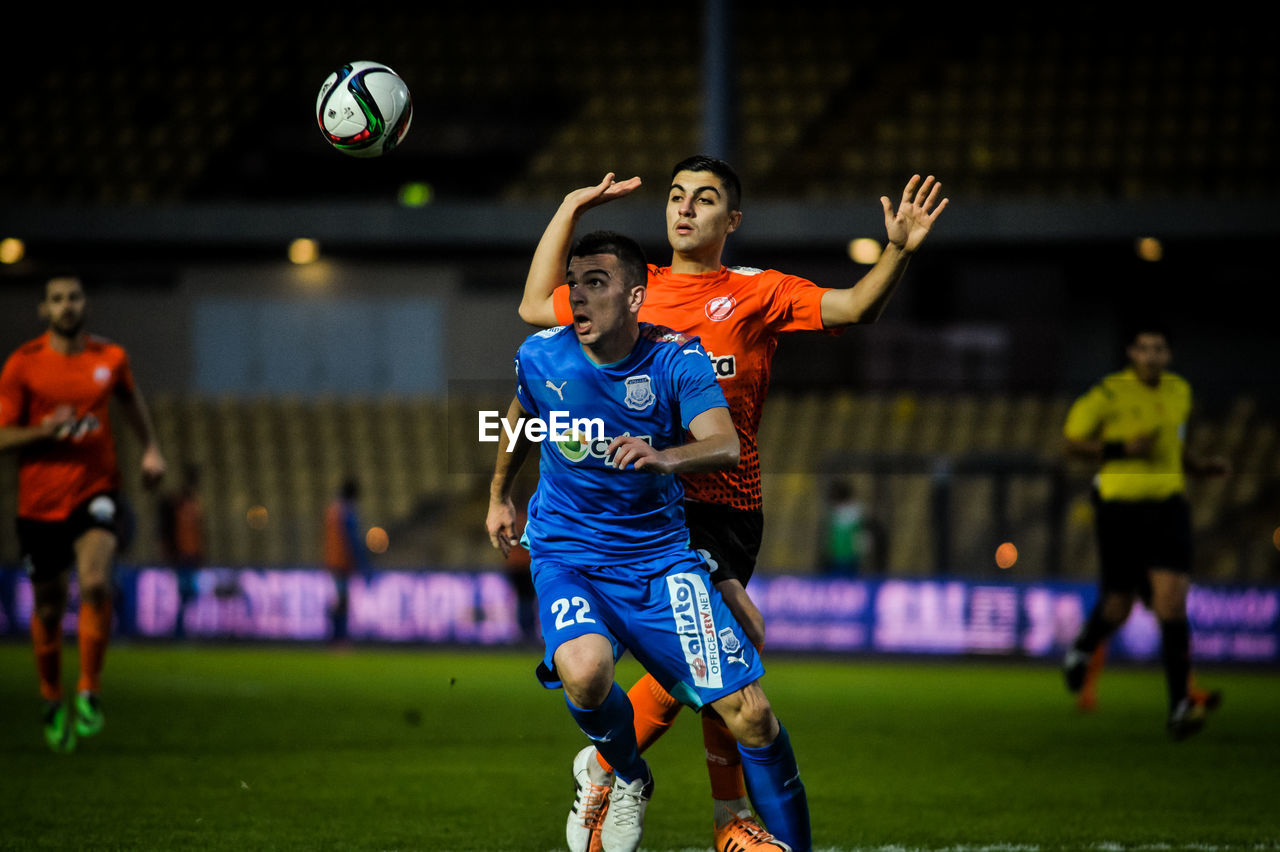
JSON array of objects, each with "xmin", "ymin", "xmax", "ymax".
[
  {"xmin": 683, "ymin": 500, "xmax": 764, "ymax": 588},
  {"xmin": 17, "ymin": 491, "xmax": 121, "ymax": 582},
  {"xmin": 1093, "ymin": 492, "xmax": 1192, "ymax": 599}
]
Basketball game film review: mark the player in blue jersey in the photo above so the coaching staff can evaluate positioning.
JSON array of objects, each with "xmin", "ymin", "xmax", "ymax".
[{"xmin": 487, "ymin": 231, "xmax": 810, "ymax": 852}]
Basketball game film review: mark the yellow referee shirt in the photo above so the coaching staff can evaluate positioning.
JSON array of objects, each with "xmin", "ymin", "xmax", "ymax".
[{"xmin": 1063, "ymin": 368, "xmax": 1191, "ymax": 501}]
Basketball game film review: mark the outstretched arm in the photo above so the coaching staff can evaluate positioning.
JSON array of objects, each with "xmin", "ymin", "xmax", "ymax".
[
  {"xmin": 820, "ymin": 174, "xmax": 949, "ymax": 328},
  {"xmin": 518, "ymin": 172, "xmax": 642, "ymax": 327}
]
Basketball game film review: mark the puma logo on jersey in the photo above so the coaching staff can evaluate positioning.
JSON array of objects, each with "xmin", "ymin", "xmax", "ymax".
[{"xmin": 545, "ymin": 380, "xmax": 567, "ymax": 401}]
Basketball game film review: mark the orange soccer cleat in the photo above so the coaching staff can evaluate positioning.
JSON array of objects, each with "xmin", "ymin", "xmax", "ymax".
[{"xmin": 714, "ymin": 813, "xmax": 792, "ymax": 852}]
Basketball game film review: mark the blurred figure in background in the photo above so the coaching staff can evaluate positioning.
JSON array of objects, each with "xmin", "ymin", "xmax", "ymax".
[
  {"xmin": 1061, "ymin": 322, "xmax": 1229, "ymax": 740},
  {"xmin": 822, "ymin": 479, "xmax": 866, "ymax": 577},
  {"xmin": 159, "ymin": 462, "xmax": 205, "ymax": 639},
  {"xmin": 324, "ymin": 476, "xmax": 371, "ymax": 645},
  {"xmin": 0, "ymin": 275, "xmax": 167, "ymax": 752}
]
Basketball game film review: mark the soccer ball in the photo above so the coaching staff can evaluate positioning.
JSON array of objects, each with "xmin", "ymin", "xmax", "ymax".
[{"xmin": 315, "ymin": 61, "xmax": 413, "ymax": 158}]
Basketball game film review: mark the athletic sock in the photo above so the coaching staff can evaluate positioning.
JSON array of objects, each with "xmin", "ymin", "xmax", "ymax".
[
  {"xmin": 1188, "ymin": 670, "xmax": 1209, "ymax": 703},
  {"xmin": 31, "ymin": 616, "xmax": 62, "ymax": 702},
  {"xmin": 1073, "ymin": 604, "xmax": 1121, "ymax": 654},
  {"xmin": 1086, "ymin": 643, "xmax": 1108, "ymax": 681},
  {"xmin": 703, "ymin": 710, "xmax": 748, "ymax": 804},
  {"xmin": 738, "ymin": 724, "xmax": 811, "ymax": 852},
  {"xmin": 597, "ymin": 673, "xmax": 682, "ymax": 774},
  {"xmin": 1080, "ymin": 643, "xmax": 1108, "ymax": 700},
  {"xmin": 566, "ymin": 683, "xmax": 647, "ymax": 783},
  {"xmin": 1160, "ymin": 617, "xmax": 1192, "ymax": 710},
  {"xmin": 706, "ymin": 641, "xmax": 764, "ymax": 819},
  {"xmin": 76, "ymin": 598, "xmax": 113, "ymax": 695},
  {"xmin": 713, "ymin": 797, "xmax": 754, "ymax": 829}
]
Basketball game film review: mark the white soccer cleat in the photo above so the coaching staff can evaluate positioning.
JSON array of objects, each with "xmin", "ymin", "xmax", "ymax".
[
  {"xmin": 599, "ymin": 762, "xmax": 653, "ymax": 852},
  {"xmin": 567, "ymin": 746, "xmax": 613, "ymax": 852}
]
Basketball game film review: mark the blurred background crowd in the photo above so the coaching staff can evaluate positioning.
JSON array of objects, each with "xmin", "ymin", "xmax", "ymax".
[{"xmin": 2, "ymin": 3, "xmax": 1276, "ymax": 584}]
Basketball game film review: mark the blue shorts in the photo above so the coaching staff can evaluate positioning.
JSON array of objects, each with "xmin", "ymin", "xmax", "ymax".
[{"xmin": 531, "ymin": 549, "xmax": 764, "ymax": 710}]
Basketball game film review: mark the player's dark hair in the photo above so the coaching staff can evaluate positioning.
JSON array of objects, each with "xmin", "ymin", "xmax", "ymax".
[
  {"xmin": 671, "ymin": 154, "xmax": 742, "ymax": 211},
  {"xmin": 341, "ymin": 477, "xmax": 360, "ymax": 501},
  {"xmin": 1121, "ymin": 319, "xmax": 1173, "ymax": 348},
  {"xmin": 42, "ymin": 273, "xmax": 84, "ymax": 298},
  {"xmin": 569, "ymin": 230, "xmax": 648, "ymax": 290}
]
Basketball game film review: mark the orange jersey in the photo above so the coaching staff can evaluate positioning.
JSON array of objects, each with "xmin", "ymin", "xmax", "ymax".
[
  {"xmin": 555, "ymin": 264, "xmax": 831, "ymax": 510},
  {"xmin": 173, "ymin": 496, "xmax": 205, "ymax": 562},
  {"xmin": 324, "ymin": 500, "xmax": 359, "ymax": 576},
  {"xmin": 0, "ymin": 332, "xmax": 135, "ymax": 521}
]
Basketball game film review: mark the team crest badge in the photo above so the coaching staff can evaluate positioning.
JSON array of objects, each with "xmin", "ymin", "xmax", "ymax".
[
  {"xmin": 624, "ymin": 375, "xmax": 655, "ymax": 410},
  {"xmin": 704, "ymin": 295, "xmax": 736, "ymax": 321}
]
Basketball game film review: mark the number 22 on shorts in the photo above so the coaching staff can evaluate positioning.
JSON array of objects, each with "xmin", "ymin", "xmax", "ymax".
[{"xmin": 551, "ymin": 596, "xmax": 596, "ymax": 630}]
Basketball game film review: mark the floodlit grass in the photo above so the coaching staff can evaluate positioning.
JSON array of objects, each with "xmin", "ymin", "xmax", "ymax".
[{"xmin": 1, "ymin": 642, "xmax": 1276, "ymax": 851}]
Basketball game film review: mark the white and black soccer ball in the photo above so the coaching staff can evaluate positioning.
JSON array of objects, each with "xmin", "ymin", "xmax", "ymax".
[{"xmin": 316, "ymin": 61, "xmax": 413, "ymax": 158}]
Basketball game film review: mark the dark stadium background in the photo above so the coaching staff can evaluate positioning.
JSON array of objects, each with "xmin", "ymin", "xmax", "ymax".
[
  {"xmin": 2, "ymin": 8, "xmax": 1278, "ymax": 852},
  {"xmin": 1, "ymin": 4, "xmax": 1277, "ymax": 626}
]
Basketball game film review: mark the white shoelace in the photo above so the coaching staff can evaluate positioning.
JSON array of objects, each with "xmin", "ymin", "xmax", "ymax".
[{"xmin": 608, "ymin": 777, "xmax": 649, "ymax": 827}]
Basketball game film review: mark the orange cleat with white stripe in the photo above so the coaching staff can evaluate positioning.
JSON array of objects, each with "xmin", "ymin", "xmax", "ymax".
[{"xmin": 714, "ymin": 814, "xmax": 792, "ymax": 852}]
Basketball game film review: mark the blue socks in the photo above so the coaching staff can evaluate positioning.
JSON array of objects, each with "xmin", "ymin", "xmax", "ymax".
[
  {"xmin": 565, "ymin": 682, "xmax": 647, "ymax": 783},
  {"xmin": 566, "ymin": 685, "xmax": 809, "ymax": 851},
  {"xmin": 739, "ymin": 724, "xmax": 811, "ymax": 852}
]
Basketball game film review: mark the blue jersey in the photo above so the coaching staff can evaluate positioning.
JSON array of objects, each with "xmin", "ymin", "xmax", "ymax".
[{"xmin": 515, "ymin": 322, "xmax": 728, "ymax": 565}]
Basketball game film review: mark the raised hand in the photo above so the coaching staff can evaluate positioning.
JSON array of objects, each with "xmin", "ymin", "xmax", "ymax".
[
  {"xmin": 565, "ymin": 172, "xmax": 643, "ymax": 215},
  {"xmin": 882, "ymin": 174, "xmax": 948, "ymax": 254}
]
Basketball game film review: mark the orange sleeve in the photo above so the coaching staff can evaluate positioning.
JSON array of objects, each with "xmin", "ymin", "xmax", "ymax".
[
  {"xmin": 759, "ymin": 271, "xmax": 832, "ymax": 333},
  {"xmin": 552, "ymin": 285, "xmax": 573, "ymax": 325},
  {"xmin": 0, "ymin": 352, "xmax": 26, "ymax": 427},
  {"xmin": 323, "ymin": 503, "xmax": 351, "ymax": 571},
  {"xmin": 107, "ymin": 345, "xmax": 136, "ymax": 400}
]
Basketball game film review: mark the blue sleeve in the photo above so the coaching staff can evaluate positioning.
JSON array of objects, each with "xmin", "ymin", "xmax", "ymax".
[
  {"xmin": 343, "ymin": 507, "xmax": 372, "ymax": 572},
  {"xmin": 669, "ymin": 337, "xmax": 728, "ymax": 429},
  {"xmin": 514, "ymin": 348, "xmax": 538, "ymax": 415}
]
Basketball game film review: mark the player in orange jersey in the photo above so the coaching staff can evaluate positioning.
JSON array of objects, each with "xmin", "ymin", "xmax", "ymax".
[
  {"xmin": 520, "ymin": 156, "xmax": 947, "ymax": 852},
  {"xmin": 0, "ymin": 276, "xmax": 166, "ymax": 752}
]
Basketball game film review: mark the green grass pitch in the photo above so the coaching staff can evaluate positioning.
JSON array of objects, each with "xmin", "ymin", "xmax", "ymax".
[{"xmin": 1, "ymin": 642, "xmax": 1277, "ymax": 851}]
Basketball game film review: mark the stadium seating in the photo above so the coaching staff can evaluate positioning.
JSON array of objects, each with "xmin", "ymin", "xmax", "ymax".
[
  {"xmin": 2, "ymin": 11, "xmax": 1274, "ymax": 204},
  {"xmin": 0, "ymin": 10, "xmax": 1275, "ymax": 582},
  {"xmin": 8, "ymin": 390, "xmax": 1269, "ymax": 582}
]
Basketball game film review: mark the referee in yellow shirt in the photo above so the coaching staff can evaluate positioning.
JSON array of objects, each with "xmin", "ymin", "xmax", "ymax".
[{"xmin": 1061, "ymin": 324, "xmax": 1229, "ymax": 740}]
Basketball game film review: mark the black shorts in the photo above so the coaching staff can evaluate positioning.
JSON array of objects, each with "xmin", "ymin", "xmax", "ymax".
[
  {"xmin": 683, "ymin": 500, "xmax": 764, "ymax": 587},
  {"xmin": 1094, "ymin": 492, "xmax": 1192, "ymax": 598},
  {"xmin": 17, "ymin": 491, "xmax": 121, "ymax": 582}
]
